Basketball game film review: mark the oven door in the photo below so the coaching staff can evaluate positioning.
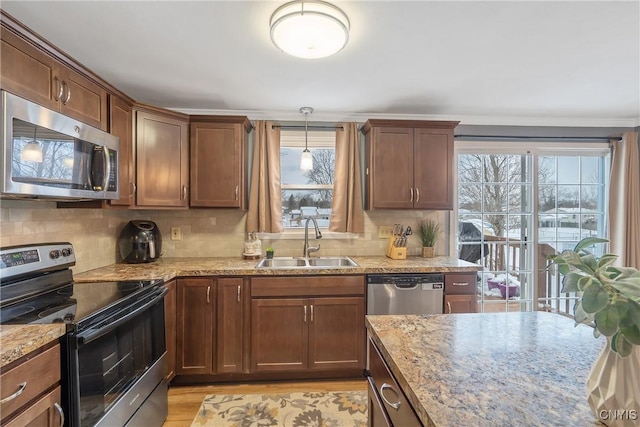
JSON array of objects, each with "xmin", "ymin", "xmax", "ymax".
[{"xmin": 66, "ymin": 287, "xmax": 167, "ymax": 427}]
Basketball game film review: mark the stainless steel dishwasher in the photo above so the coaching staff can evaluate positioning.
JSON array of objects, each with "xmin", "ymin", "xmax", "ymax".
[{"xmin": 367, "ymin": 274, "xmax": 444, "ymax": 315}]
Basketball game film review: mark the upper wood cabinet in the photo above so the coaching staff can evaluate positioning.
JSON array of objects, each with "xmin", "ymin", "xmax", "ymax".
[
  {"xmin": 108, "ymin": 95, "xmax": 134, "ymax": 206},
  {"xmin": 1, "ymin": 23, "xmax": 107, "ymax": 130},
  {"xmin": 190, "ymin": 116, "xmax": 251, "ymax": 208},
  {"xmin": 362, "ymin": 119, "xmax": 459, "ymax": 210},
  {"xmin": 134, "ymin": 105, "xmax": 189, "ymax": 208}
]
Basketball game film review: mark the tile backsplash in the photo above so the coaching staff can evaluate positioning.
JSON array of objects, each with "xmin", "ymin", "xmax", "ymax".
[{"xmin": 0, "ymin": 200, "xmax": 449, "ymax": 274}]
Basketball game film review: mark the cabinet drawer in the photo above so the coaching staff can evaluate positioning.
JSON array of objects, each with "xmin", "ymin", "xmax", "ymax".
[
  {"xmin": 0, "ymin": 344, "xmax": 60, "ymax": 423},
  {"xmin": 444, "ymin": 273, "xmax": 477, "ymax": 295},
  {"xmin": 4, "ymin": 386, "xmax": 62, "ymax": 427},
  {"xmin": 251, "ymin": 276, "xmax": 365, "ymax": 297},
  {"xmin": 368, "ymin": 340, "xmax": 421, "ymax": 427}
]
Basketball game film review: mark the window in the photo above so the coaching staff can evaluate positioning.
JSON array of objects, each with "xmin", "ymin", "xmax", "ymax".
[
  {"xmin": 455, "ymin": 142, "xmax": 610, "ymax": 315},
  {"xmin": 280, "ymin": 129, "xmax": 336, "ymax": 229}
]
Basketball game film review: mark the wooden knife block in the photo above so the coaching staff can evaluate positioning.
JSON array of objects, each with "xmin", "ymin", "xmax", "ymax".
[{"xmin": 386, "ymin": 236, "xmax": 407, "ymax": 260}]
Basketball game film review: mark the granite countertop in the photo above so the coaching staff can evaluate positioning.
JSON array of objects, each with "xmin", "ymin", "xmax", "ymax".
[
  {"xmin": 366, "ymin": 312, "xmax": 603, "ymax": 427},
  {"xmin": 73, "ymin": 255, "xmax": 480, "ymax": 282},
  {"xmin": 0, "ymin": 324, "xmax": 67, "ymax": 368}
]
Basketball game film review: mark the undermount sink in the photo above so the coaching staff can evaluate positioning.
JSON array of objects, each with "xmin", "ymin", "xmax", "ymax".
[{"xmin": 255, "ymin": 256, "xmax": 358, "ymax": 269}]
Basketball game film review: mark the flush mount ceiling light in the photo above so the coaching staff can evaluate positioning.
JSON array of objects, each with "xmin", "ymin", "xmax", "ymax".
[
  {"xmin": 270, "ymin": 0, "xmax": 350, "ymax": 59},
  {"xmin": 299, "ymin": 107, "xmax": 313, "ymax": 170}
]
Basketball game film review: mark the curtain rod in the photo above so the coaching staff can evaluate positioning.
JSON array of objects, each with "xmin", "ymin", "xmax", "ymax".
[
  {"xmin": 455, "ymin": 134, "xmax": 621, "ymax": 142},
  {"xmin": 272, "ymin": 124, "xmax": 344, "ymax": 130}
]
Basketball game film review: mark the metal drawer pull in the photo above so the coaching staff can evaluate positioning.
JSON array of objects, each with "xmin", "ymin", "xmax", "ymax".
[
  {"xmin": 237, "ymin": 284, "xmax": 241, "ymax": 303},
  {"xmin": 380, "ymin": 383, "xmax": 401, "ymax": 410},
  {"xmin": 452, "ymin": 282, "xmax": 469, "ymax": 286},
  {"xmin": 303, "ymin": 305, "xmax": 307, "ymax": 323},
  {"xmin": 54, "ymin": 402, "xmax": 65, "ymax": 427},
  {"xmin": 0, "ymin": 382, "xmax": 27, "ymax": 404},
  {"xmin": 447, "ymin": 301, "xmax": 452, "ymax": 314},
  {"xmin": 206, "ymin": 286, "xmax": 211, "ymax": 304}
]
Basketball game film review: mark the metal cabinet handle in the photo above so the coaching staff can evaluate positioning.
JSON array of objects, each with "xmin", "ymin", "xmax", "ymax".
[
  {"xmin": 409, "ymin": 187, "xmax": 414, "ymax": 202},
  {"xmin": 310, "ymin": 304, "xmax": 314, "ymax": 322},
  {"xmin": 237, "ymin": 284, "xmax": 241, "ymax": 303},
  {"xmin": 62, "ymin": 80, "xmax": 71, "ymax": 104},
  {"xmin": 130, "ymin": 182, "xmax": 136, "ymax": 197},
  {"xmin": 54, "ymin": 402, "xmax": 65, "ymax": 427},
  {"xmin": 447, "ymin": 301, "xmax": 452, "ymax": 314},
  {"xmin": 206, "ymin": 286, "xmax": 211, "ymax": 304},
  {"xmin": 235, "ymin": 185, "xmax": 239, "ymax": 200},
  {"xmin": 379, "ymin": 383, "xmax": 401, "ymax": 410},
  {"xmin": 415, "ymin": 187, "xmax": 420, "ymax": 203},
  {"xmin": 0, "ymin": 382, "xmax": 26, "ymax": 404},
  {"xmin": 53, "ymin": 77, "xmax": 63, "ymax": 101},
  {"xmin": 182, "ymin": 185, "xmax": 187, "ymax": 200},
  {"xmin": 452, "ymin": 282, "xmax": 469, "ymax": 286},
  {"xmin": 303, "ymin": 305, "xmax": 307, "ymax": 323}
]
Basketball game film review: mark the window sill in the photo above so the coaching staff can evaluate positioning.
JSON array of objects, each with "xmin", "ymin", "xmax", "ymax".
[{"xmin": 258, "ymin": 231, "xmax": 361, "ymax": 240}]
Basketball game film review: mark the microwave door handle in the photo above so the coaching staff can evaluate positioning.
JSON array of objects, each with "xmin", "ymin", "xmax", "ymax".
[{"xmin": 102, "ymin": 145, "xmax": 111, "ymax": 192}]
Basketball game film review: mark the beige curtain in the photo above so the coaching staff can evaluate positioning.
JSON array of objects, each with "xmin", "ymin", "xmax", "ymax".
[
  {"xmin": 246, "ymin": 121, "xmax": 283, "ymax": 233},
  {"xmin": 608, "ymin": 130, "xmax": 640, "ymax": 268},
  {"xmin": 329, "ymin": 122, "xmax": 364, "ymax": 233}
]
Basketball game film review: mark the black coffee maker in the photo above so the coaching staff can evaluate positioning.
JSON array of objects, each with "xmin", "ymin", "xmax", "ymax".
[{"xmin": 118, "ymin": 220, "xmax": 162, "ymax": 263}]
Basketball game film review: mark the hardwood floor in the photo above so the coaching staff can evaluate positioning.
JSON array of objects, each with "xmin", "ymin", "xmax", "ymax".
[{"xmin": 163, "ymin": 379, "xmax": 367, "ymax": 426}]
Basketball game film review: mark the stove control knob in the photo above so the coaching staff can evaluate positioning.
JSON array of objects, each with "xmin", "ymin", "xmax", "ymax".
[
  {"xmin": 61, "ymin": 248, "xmax": 73, "ymax": 257},
  {"xmin": 49, "ymin": 250, "xmax": 61, "ymax": 259}
]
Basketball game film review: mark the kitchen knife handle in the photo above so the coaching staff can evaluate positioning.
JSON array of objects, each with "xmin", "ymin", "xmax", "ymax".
[
  {"xmin": 207, "ymin": 286, "xmax": 211, "ymax": 304},
  {"xmin": 409, "ymin": 187, "xmax": 414, "ymax": 202}
]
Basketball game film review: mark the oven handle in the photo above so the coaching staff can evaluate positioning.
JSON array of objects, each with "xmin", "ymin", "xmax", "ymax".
[{"xmin": 76, "ymin": 287, "xmax": 167, "ymax": 346}]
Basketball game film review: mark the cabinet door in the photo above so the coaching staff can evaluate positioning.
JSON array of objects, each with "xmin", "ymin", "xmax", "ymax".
[
  {"xmin": 190, "ymin": 122, "xmax": 246, "ymax": 208},
  {"xmin": 251, "ymin": 298, "xmax": 308, "ymax": 372},
  {"xmin": 0, "ymin": 27, "xmax": 58, "ymax": 110},
  {"xmin": 445, "ymin": 294, "xmax": 476, "ymax": 314},
  {"xmin": 308, "ymin": 297, "xmax": 365, "ymax": 370},
  {"xmin": 135, "ymin": 110, "xmax": 189, "ymax": 207},
  {"xmin": 176, "ymin": 278, "xmax": 215, "ymax": 375},
  {"xmin": 108, "ymin": 95, "xmax": 134, "ymax": 206},
  {"xmin": 4, "ymin": 386, "xmax": 63, "ymax": 427},
  {"xmin": 369, "ymin": 127, "xmax": 414, "ymax": 209},
  {"xmin": 217, "ymin": 278, "xmax": 244, "ymax": 373},
  {"xmin": 164, "ymin": 279, "xmax": 177, "ymax": 382},
  {"xmin": 57, "ymin": 65, "xmax": 107, "ymax": 130},
  {"xmin": 413, "ymin": 127, "xmax": 454, "ymax": 209}
]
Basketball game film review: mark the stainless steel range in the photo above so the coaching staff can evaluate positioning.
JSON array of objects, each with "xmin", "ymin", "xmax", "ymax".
[{"xmin": 0, "ymin": 242, "xmax": 168, "ymax": 427}]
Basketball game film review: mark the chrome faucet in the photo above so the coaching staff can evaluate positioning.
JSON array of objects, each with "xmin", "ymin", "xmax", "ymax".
[{"xmin": 303, "ymin": 217, "xmax": 322, "ymax": 257}]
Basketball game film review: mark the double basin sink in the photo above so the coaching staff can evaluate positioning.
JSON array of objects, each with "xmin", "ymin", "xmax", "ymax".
[{"xmin": 256, "ymin": 256, "xmax": 358, "ymax": 269}]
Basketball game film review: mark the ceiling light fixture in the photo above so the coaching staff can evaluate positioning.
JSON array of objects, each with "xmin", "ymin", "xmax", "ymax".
[
  {"xmin": 270, "ymin": 0, "xmax": 350, "ymax": 59},
  {"xmin": 299, "ymin": 107, "xmax": 313, "ymax": 171},
  {"xmin": 21, "ymin": 126, "xmax": 43, "ymax": 163}
]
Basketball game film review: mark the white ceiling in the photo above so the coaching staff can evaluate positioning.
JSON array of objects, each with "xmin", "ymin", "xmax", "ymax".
[{"xmin": 2, "ymin": 1, "xmax": 639, "ymax": 127}]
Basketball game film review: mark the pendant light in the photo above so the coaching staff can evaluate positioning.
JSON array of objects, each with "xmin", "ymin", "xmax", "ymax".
[
  {"xmin": 299, "ymin": 107, "xmax": 313, "ymax": 171},
  {"xmin": 21, "ymin": 126, "xmax": 43, "ymax": 163}
]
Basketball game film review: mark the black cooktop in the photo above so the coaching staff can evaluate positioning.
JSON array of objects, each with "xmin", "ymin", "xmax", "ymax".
[{"xmin": 0, "ymin": 279, "xmax": 162, "ymax": 326}]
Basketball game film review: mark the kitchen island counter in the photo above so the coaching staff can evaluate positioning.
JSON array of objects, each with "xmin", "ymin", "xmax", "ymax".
[
  {"xmin": 366, "ymin": 312, "xmax": 603, "ymax": 426},
  {"xmin": 73, "ymin": 255, "xmax": 480, "ymax": 282}
]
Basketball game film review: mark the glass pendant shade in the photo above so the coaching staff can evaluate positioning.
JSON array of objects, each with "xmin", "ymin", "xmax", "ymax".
[
  {"xmin": 270, "ymin": 0, "xmax": 350, "ymax": 59},
  {"xmin": 21, "ymin": 128, "xmax": 43, "ymax": 163},
  {"xmin": 300, "ymin": 149, "xmax": 313, "ymax": 170}
]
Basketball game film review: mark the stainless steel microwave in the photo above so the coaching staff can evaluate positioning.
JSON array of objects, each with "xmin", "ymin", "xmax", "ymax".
[{"xmin": 1, "ymin": 90, "xmax": 119, "ymax": 200}]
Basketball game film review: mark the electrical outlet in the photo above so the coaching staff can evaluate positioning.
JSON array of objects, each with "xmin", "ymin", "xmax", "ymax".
[
  {"xmin": 170, "ymin": 227, "xmax": 182, "ymax": 241},
  {"xmin": 378, "ymin": 225, "xmax": 394, "ymax": 238}
]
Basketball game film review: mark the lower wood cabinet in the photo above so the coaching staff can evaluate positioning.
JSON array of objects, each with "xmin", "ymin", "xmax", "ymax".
[
  {"xmin": 0, "ymin": 343, "xmax": 63, "ymax": 427},
  {"xmin": 250, "ymin": 276, "xmax": 365, "ymax": 375},
  {"xmin": 216, "ymin": 277, "xmax": 246, "ymax": 373},
  {"xmin": 444, "ymin": 272, "xmax": 478, "ymax": 313},
  {"xmin": 164, "ymin": 279, "xmax": 177, "ymax": 382}
]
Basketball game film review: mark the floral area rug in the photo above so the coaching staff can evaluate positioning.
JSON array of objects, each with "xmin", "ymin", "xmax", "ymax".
[{"xmin": 190, "ymin": 390, "xmax": 368, "ymax": 427}]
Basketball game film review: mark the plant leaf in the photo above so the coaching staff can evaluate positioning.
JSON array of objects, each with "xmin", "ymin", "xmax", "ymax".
[
  {"xmin": 561, "ymin": 272, "xmax": 582, "ymax": 293},
  {"xmin": 615, "ymin": 300, "xmax": 634, "ymax": 328},
  {"xmin": 573, "ymin": 301, "xmax": 591, "ymax": 324},
  {"xmin": 574, "ymin": 237, "xmax": 609, "ymax": 252},
  {"xmin": 628, "ymin": 299, "xmax": 640, "ymax": 328},
  {"xmin": 620, "ymin": 324, "xmax": 640, "ymax": 345},
  {"xmin": 611, "ymin": 279, "xmax": 640, "ymax": 301},
  {"xmin": 594, "ymin": 304, "xmax": 619, "ymax": 336},
  {"xmin": 581, "ymin": 283, "xmax": 609, "ymax": 314},
  {"xmin": 613, "ymin": 333, "xmax": 633, "ymax": 357},
  {"xmin": 581, "ymin": 254, "xmax": 598, "ymax": 273},
  {"xmin": 597, "ymin": 254, "xmax": 619, "ymax": 269}
]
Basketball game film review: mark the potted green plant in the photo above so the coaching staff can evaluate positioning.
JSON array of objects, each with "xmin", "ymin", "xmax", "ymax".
[
  {"xmin": 418, "ymin": 219, "xmax": 442, "ymax": 258},
  {"xmin": 547, "ymin": 237, "xmax": 640, "ymax": 425},
  {"xmin": 265, "ymin": 247, "xmax": 275, "ymax": 259}
]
